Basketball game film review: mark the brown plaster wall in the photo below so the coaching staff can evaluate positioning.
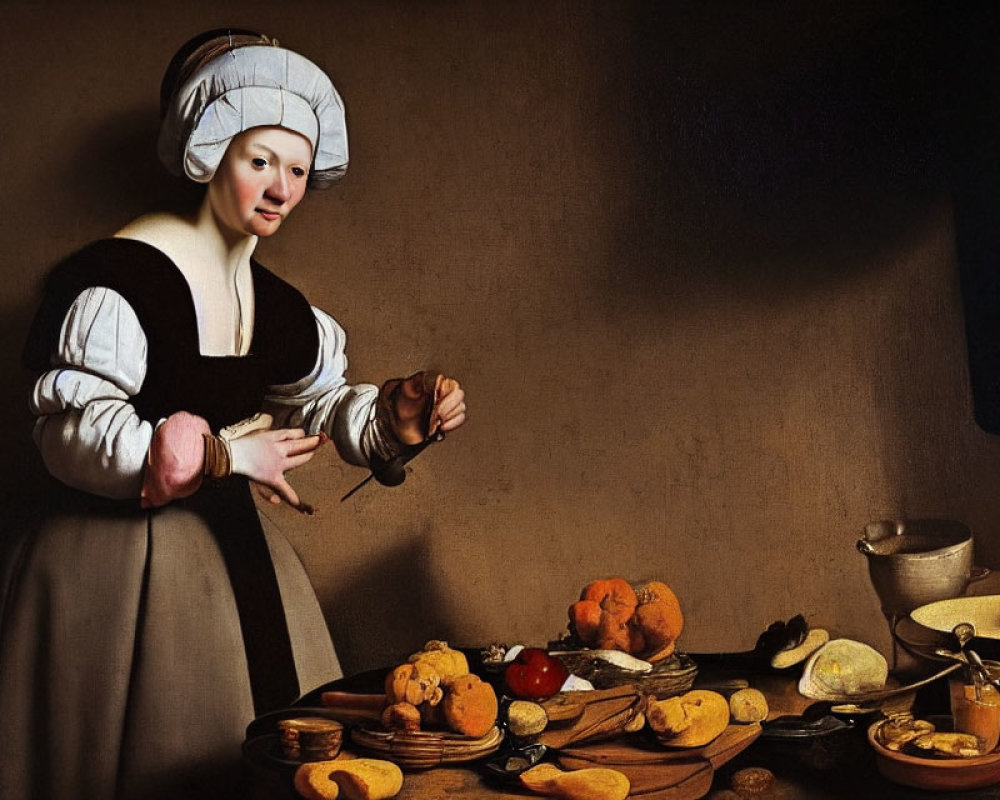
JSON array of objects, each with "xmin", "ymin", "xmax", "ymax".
[{"xmin": 4, "ymin": 1, "xmax": 1000, "ymax": 677}]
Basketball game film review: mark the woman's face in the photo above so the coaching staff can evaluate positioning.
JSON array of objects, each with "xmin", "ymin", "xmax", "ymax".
[{"xmin": 207, "ymin": 126, "xmax": 313, "ymax": 240}]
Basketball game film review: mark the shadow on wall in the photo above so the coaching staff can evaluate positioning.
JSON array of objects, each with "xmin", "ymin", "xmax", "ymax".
[
  {"xmin": 612, "ymin": 2, "xmax": 1000, "ymax": 566},
  {"xmin": 322, "ymin": 527, "xmax": 454, "ymax": 678},
  {"xmin": 67, "ymin": 106, "xmax": 204, "ymax": 223},
  {"xmin": 933, "ymin": 5, "xmax": 1000, "ymax": 566},
  {"xmin": 4, "ymin": 107, "xmax": 201, "ymax": 487},
  {"xmin": 1, "ymin": 308, "xmax": 43, "ymax": 493},
  {"xmin": 615, "ymin": 1, "xmax": 947, "ymax": 298},
  {"xmin": 943, "ymin": 7, "xmax": 1000, "ymax": 437}
]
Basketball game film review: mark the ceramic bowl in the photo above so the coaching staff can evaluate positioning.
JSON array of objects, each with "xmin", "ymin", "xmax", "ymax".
[{"xmin": 868, "ymin": 718, "xmax": 1000, "ymax": 791}]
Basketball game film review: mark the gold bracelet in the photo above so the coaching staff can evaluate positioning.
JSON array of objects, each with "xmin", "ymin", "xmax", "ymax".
[{"xmin": 202, "ymin": 434, "xmax": 232, "ymax": 479}]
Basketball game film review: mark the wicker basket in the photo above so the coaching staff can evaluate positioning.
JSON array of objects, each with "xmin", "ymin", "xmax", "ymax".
[
  {"xmin": 551, "ymin": 651, "xmax": 698, "ymax": 698},
  {"xmin": 349, "ymin": 725, "xmax": 504, "ymax": 770}
]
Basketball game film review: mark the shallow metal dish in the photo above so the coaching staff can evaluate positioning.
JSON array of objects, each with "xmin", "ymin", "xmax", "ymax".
[
  {"xmin": 911, "ymin": 595, "xmax": 1000, "ymax": 639},
  {"xmin": 909, "ymin": 595, "xmax": 1000, "ymax": 661}
]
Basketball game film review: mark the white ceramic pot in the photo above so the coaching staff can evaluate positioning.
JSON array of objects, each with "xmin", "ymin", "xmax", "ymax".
[{"xmin": 858, "ymin": 519, "xmax": 989, "ymax": 619}]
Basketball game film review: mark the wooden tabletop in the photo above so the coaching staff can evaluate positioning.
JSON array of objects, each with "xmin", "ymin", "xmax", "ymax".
[{"xmin": 247, "ymin": 665, "xmax": 1000, "ymax": 799}]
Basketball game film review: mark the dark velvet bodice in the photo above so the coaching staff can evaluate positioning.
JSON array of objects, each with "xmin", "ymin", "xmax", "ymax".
[{"xmin": 23, "ymin": 237, "xmax": 320, "ymax": 432}]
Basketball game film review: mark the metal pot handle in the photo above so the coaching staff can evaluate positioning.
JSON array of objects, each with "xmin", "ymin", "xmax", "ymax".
[{"xmin": 970, "ymin": 565, "xmax": 991, "ymax": 584}]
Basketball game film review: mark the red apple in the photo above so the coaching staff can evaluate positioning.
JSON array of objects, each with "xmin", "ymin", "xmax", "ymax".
[{"xmin": 504, "ymin": 648, "xmax": 569, "ymax": 699}]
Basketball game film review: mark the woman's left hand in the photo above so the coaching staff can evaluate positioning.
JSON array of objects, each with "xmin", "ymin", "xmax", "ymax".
[
  {"xmin": 390, "ymin": 372, "xmax": 467, "ymax": 445},
  {"xmin": 228, "ymin": 428, "xmax": 327, "ymax": 512}
]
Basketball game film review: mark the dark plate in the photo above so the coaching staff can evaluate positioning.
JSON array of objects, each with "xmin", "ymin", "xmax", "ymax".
[
  {"xmin": 761, "ymin": 713, "xmax": 854, "ymax": 740},
  {"xmin": 908, "ymin": 596, "xmax": 1000, "ymax": 661},
  {"xmin": 480, "ymin": 743, "xmax": 548, "ymax": 786}
]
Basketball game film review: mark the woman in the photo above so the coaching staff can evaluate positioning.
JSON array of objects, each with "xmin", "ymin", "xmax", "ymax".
[{"xmin": 0, "ymin": 29, "xmax": 465, "ymax": 800}]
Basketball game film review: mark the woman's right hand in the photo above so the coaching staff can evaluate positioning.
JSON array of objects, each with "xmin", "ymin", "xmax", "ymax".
[
  {"xmin": 228, "ymin": 428, "xmax": 327, "ymax": 511},
  {"xmin": 386, "ymin": 372, "xmax": 467, "ymax": 445}
]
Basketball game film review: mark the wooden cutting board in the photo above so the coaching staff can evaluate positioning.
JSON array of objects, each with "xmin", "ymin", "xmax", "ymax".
[
  {"xmin": 556, "ymin": 724, "xmax": 761, "ymax": 800},
  {"xmin": 555, "ymin": 758, "xmax": 712, "ymax": 798},
  {"xmin": 537, "ymin": 687, "xmax": 645, "ymax": 749}
]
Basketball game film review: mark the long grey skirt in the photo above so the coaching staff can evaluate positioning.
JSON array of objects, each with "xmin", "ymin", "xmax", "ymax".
[{"xmin": 0, "ymin": 486, "xmax": 340, "ymax": 800}]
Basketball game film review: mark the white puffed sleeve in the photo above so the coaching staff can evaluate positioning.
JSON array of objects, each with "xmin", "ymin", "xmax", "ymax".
[
  {"xmin": 30, "ymin": 287, "xmax": 154, "ymax": 498},
  {"xmin": 264, "ymin": 307, "xmax": 378, "ymax": 468}
]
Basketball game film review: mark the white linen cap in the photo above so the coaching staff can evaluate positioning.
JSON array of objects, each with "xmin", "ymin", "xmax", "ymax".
[{"xmin": 158, "ymin": 37, "xmax": 348, "ymax": 188}]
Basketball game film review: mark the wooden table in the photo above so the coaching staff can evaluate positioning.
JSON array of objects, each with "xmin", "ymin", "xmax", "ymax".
[{"xmin": 247, "ymin": 667, "xmax": 1000, "ymax": 799}]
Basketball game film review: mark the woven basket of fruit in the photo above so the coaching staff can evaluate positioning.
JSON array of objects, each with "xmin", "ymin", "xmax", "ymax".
[
  {"xmin": 550, "ymin": 576, "xmax": 694, "ymax": 698},
  {"xmin": 550, "ymin": 649, "xmax": 697, "ymax": 698}
]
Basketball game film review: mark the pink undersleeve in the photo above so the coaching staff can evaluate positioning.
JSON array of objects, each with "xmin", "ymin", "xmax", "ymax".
[{"xmin": 140, "ymin": 411, "xmax": 210, "ymax": 508}]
